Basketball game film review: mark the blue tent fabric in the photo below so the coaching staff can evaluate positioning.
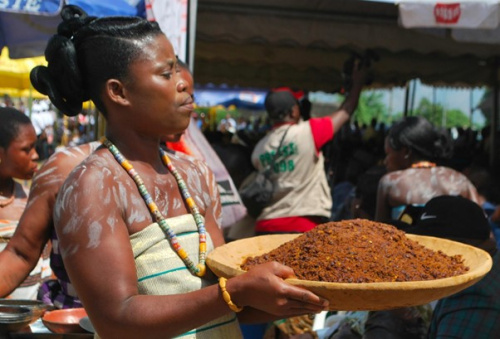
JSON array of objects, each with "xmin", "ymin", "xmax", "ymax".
[
  {"xmin": 218, "ymin": 98, "xmax": 265, "ymax": 110},
  {"xmin": 194, "ymin": 87, "xmax": 266, "ymax": 110},
  {"xmin": 0, "ymin": 0, "xmax": 62, "ymax": 15},
  {"xmin": 0, "ymin": 0, "xmax": 144, "ymax": 59},
  {"xmin": 68, "ymin": 0, "xmax": 138, "ymax": 17}
]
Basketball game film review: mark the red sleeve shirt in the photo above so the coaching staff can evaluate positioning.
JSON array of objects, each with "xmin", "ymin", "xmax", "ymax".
[{"xmin": 308, "ymin": 117, "xmax": 334, "ymax": 153}]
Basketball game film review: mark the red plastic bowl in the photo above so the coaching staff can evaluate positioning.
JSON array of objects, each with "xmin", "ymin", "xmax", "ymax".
[{"xmin": 42, "ymin": 308, "xmax": 88, "ymax": 334}]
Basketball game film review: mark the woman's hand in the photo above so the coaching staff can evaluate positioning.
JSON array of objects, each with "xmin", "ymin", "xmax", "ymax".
[{"xmin": 228, "ymin": 261, "xmax": 329, "ymax": 317}]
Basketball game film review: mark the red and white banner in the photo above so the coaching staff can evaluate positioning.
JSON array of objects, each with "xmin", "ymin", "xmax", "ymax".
[{"xmin": 397, "ymin": 0, "xmax": 500, "ymax": 29}]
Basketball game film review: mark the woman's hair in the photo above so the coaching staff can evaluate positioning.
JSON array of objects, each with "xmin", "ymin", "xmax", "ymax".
[
  {"xmin": 387, "ymin": 116, "xmax": 453, "ymax": 160},
  {"xmin": 0, "ymin": 107, "xmax": 33, "ymax": 148},
  {"xmin": 30, "ymin": 5, "xmax": 163, "ymax": 117}
]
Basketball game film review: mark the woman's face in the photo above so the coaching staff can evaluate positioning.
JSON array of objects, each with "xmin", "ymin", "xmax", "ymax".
[
  {"xmin": 0, "ymin": 124, "xmax": 39, "ymax": 180},
  {"xmin": 123, "ymin": 35, "xmax": 194, "ymax": 137},
  {"xmin": 383, "ymin": 137, "xmax": 408, "ymax": 172}
]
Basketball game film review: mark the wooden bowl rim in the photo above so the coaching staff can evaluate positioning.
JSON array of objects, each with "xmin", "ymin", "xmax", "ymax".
[{"xmin": 207, "ymin": 233, "xmax": 493, "ymax": 290}]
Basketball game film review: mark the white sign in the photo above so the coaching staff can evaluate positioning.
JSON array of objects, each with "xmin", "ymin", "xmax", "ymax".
[
  {"xmin": 146, "ymin": 0, "xmax": 189, "ymax": 63},
  {"xmin": 397, "ymin": 0, "xmax": 500, "ymax": 29}
]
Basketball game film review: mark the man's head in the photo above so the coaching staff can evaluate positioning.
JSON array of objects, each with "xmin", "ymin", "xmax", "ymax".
[
  {"xmin": 405, "ymin": 195, "xmax": 495, "ymax": 254},
  {"xmin": 264, "ymin": 90, "xmax": 299, "ymax": 123}
]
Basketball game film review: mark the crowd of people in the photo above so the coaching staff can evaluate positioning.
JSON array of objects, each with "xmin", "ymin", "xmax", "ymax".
[{"xmin": 1, "ymin": 4, "xmax": 500, "ymax": 339}]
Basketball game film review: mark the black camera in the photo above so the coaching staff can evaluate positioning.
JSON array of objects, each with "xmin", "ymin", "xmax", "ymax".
[{"xmin": 341, "ymin": 50, "xmax": 378, "ymax": 94}]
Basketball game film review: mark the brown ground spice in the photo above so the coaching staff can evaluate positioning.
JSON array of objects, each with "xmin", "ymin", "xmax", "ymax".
[{"xmin": 241, "ymin": 219, "xmax": 469, "ymax": 283}]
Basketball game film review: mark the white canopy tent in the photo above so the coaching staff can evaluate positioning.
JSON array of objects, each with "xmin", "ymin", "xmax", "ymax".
[
  {"xmin": 193, "ymin": 0, "xmax": 500, "ymax": 91},
  {"xmin": 396, "ymin": 0, "xmax": 500, "ymax": 168},
  {"xmin": 192, "ymin": 0, "xmax": 500, "ymax": 168},
  {"xmin": 398, "ymin": 0, "xmax": 500, "ymax": 44}
]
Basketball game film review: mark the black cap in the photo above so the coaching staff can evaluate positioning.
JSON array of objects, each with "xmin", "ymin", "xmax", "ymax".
[
  {"xmin": 264, "ymin": 90, "xmax": 298, "ymax": 121},
  {"xmin": 406, "ymin": 195, "xmax": 490, "ymax": 241}
]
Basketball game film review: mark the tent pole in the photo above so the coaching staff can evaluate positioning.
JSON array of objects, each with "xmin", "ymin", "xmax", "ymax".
[
  {"xmin": 410, "ymin": 79, "xmax": 417, "ymax": 115},
  {"xmin": 404, "ymin": 81, "xmax": 410, "ymax": 117},
  {"xmin": 433, "ymin": 86, "xmax": 437, "ymax": 119},
  {"xmin": 469, "ymin": 88, "xmax": 473, "ymax": 127}
]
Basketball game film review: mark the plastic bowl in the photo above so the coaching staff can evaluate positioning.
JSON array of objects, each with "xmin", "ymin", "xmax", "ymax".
[
  {"xmin": 0, "ymin": 305, "xmax": 33, "ymax": 333},
  {"xmin": 0, "ymin": 299, "xmax": 53, "ymax": 321},
  {"xmin": 42, "ymin": 308, "xmax": 88, "ymax": 334}
]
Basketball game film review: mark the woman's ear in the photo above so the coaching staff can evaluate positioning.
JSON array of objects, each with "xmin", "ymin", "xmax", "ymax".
[{"xmin": 104, "ymin": 79, "xmax": 130, "ymax": 107}]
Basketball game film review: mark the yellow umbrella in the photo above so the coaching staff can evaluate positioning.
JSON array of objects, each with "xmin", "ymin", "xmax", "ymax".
[
  {"xmin": 0, "ymin": 88, "xmax": 47, "ymax": 99},
  {"xmin": 0, "ymin": 47, "xmax": 46, "ymax": 92}
]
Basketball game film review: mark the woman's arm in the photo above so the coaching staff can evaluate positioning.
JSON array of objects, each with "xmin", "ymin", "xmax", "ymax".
[
  {"xmin": 375, "ymin": 174, "xmax": 391, "ymax": 222},
  {"xmin": 329, "ymin": 60, "xmax": 367, "ymax": 135},
  {"xmin": 0, "ymin": 149, "xmax": 87, "ymax": 296}
]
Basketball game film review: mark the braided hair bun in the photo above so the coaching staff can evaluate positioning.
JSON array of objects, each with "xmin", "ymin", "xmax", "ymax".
[{"xmin": 30, "ymin": 6, "xmax": 95, "ymax": 116}]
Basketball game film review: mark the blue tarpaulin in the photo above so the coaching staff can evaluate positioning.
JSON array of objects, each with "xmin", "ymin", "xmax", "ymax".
[
  {"xmin": 0, "ymin": 0, "xmax": 62, "ymax": 15},
  {"xmin": 194, "ymin": 87, "xmax": 266, "ymax": 110},
  {"xmin": 0, "ymin": 0, "xmax": 143, "ymax": 59}
]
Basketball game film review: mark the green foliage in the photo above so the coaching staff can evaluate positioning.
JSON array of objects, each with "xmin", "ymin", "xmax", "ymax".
[
  {"xmin": 413, "ymin": 97, "xmax": 470, "ymax": 128},
  {"xmin": 353, "ymin": 91, "xmax": 390, "ymax": 126},
  {"xmin": 445, "ymin": 109, "xmax": 471, "ymax": 128},
  {"xmin": 194, "ymin": 106, "xmax": 240, "ymax": 125},
  {"xmin": 350, "ymin": 93, "xmax": 474, "ymax": 129}
]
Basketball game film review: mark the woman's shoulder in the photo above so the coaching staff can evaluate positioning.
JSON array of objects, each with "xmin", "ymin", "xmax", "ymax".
[
  {"xmin": 64, "ymin": 150, "xmax": 120, "ymax": 188},
  {"xmin": 55, "ymin": 152, "xmax": 124, "ymax": 215},
  {"xmin": 379, "ymin": 167, "xmax": 433, "ymax": 189},
  {"xmin": 380, "ymin": 169, "xmax": 407, "ymax": 182},
  {"xmin": 38, "ymin": 141, "xmax": 100, "ymax": 177},
  {"xmin": 434, "ymin": 166, "xmax": 476, "ymax": 185}
]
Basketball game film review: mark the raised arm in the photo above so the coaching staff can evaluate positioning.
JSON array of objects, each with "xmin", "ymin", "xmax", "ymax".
[
  {"xmin": 330, "ymin": 60, "xmax": 368, "ymax": 135},
  {"xmin": 375, "ymin": 174, "xmax": 392, "ymax": 222}
]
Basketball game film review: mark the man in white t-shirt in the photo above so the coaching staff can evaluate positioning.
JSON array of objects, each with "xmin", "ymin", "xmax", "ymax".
[{"xmin": 250, "ymin": 63, "xmax": 367, "ymax": 234}]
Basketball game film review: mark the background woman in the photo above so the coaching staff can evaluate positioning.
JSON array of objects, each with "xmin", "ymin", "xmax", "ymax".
[
  {"xmin": 0, "ymin": 106, "xmax": 50, "ymax": 299},
  {"xmin": 370, "ymin": 116, "xmax": 480, "ymax": 339},
  {"xmin": 0, "ymin": 141, "xmax": 100, "ymax": 307},
  {"xmin": 375, "ymin": 116, "xmax": 479, "ymax": 223},
  {"xmin": 30, "ymin": 6, "xmax": 328, "ymax": 338}
]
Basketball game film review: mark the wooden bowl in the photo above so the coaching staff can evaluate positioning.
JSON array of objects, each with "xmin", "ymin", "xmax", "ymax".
[
  {"xmin": 42, "ymin": 308, "xmax": 88, "ymax": 334},
  {"xmin": 207, "ymin": 234, "xmax": 493, "ymax": 311}
]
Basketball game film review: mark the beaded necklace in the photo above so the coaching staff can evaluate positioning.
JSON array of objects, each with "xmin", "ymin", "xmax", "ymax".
[
  {"xmin": 411, "ymin": 161, "xmax": 436, "ymax": 169},
  {"xmin": 102, "ymin": 138, "xmax": 206, "ymax": 277}
]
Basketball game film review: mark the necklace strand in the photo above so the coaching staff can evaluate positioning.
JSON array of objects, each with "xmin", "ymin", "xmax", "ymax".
[
  {"xmin": 102, "ymin": 138, "xmax": 206, "ymax": 277},
  {"xmin": 411, "ymin": 161, "xmax": 436, "ymax": 169}
]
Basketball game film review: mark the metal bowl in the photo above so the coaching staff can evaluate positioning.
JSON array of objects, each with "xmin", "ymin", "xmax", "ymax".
[
  {"xmin": 0, "ymin": 299, "xmax": 53, "ymax": 321},
  {"xmin": 0, "ymin": 305, "xmax": 33, "ymax": 333}
]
